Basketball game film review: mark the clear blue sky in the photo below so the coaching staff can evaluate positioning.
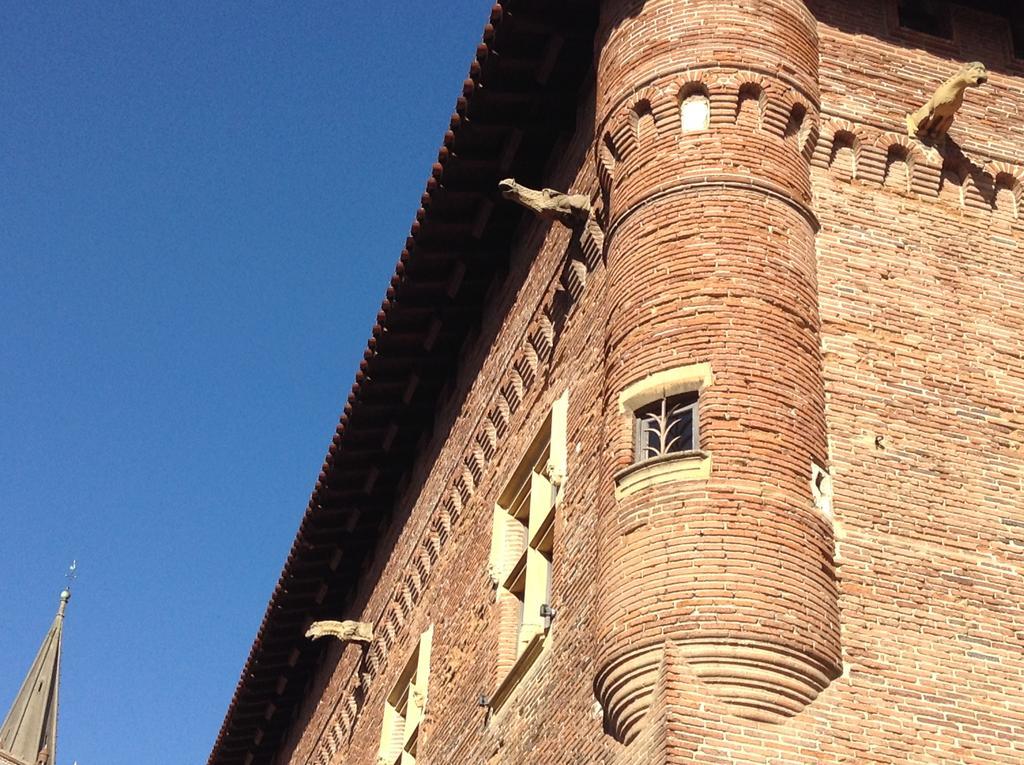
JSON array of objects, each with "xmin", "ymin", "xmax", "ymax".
[{"xmin": 0, "ymin": 2, "xmax": 491, "ymax": 762}]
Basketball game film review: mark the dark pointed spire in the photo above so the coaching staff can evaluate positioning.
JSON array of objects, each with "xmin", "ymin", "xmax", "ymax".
[{"xmin": 0, "ymin": 590, "xmax": 68, "ymax": 765}]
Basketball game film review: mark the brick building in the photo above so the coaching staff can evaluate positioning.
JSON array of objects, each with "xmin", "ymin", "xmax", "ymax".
[{"xmin": 209, "ymin": 1, "xmax": 1024, "ymax": 763}]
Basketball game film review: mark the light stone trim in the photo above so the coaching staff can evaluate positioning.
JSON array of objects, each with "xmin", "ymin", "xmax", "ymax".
[
  {"xmin": 377, "ymin": 626, "xmax": 433, "ymax": 765},
  {"xmin": 614, "ymin": 363, "xmax": 714, "ymax": 498},
  {"xmin": 488, "ymin": 629, "xmax": 547, "ymax": 713},
  {"xmin": 489, "ymin": 391, "xmax": 566, "ymax": 694},
  {"xmin": 548, "ymin": 389, "xmax": 569, "ymax": 497},
  {"xmin": 614, "ymin": 451, "xmax": 711, "ymax": 499},
  {"xmin": 617, "ymin": 362, "xmax": 714, "ymax": 415}
]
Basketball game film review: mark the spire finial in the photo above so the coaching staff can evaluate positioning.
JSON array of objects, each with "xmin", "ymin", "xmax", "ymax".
[
  {"xmin": 59, "ymin": 561, "xmax": 76, "ymax": 616},
  {"xmin": 1, "ymin": 571, "xmax": 69, "ymax": 764}
]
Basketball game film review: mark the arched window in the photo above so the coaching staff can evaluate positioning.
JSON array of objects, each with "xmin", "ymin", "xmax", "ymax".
[
  {"xmin": 995, "ymin": 176, "xmax": 1019, "ymax": 218},
  {"xmin": 680, "ymin": 85, "xmax": 710, "ymax": 132},
  {"xmin": 885, "ymin": 145, "xmax": 911, "ymax": 192},
  {"xmin": 939, "ymin": 167, "xmax": 964, "ymax": 204},
  {"xmin": 785, "ymin": 103, "xmax": 807, "ymax": 144},
  {"xmin": 601, "ymin": 133, "xmax": 620, "ymax": 176},
  {"xmin": 830, "ymin": 131, "xmax": 857, "ymax": 180},
  {"xmin": 736, "ymin": 83, "xmax": 763, "ymax": 129},
  {"xmin": 633, "ymin": 101, "xmax": 656, "ymax": 142}
]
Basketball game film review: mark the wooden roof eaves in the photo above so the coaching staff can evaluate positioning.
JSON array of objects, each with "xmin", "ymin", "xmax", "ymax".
[{"xmin": 207, "ymin": 2, "xmax": 598, "ymax": 763}]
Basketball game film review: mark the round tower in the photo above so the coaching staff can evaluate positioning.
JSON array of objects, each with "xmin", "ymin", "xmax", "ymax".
[{"xmin": 592, "ymin": 0, "xmax": 842, "ymax": 743}]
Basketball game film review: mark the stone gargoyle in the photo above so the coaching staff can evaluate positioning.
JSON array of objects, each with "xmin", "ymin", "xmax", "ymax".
[
  {"xmin": 498, "ymin": 178, "xmax": 590, "ymax": 227},
  {"xmin": 906, "ymin": 61, "xmax": 988, "ymax": 142},
  {"xmin": 305, "ymin": 619, "xmax": 373, "ymax": 645}
]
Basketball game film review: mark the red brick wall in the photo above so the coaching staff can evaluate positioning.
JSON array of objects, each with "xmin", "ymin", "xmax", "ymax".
[
  {"xmin": 277, "ymin": 2, "xmax": 1024, "ymax": 763},
  {"xmin": 275, "ymin": 82, "xmax": 614, "ymax": 765},
  {"xmin": 593, "ymin": 0, "xmax": 841, "ymax": 742}
]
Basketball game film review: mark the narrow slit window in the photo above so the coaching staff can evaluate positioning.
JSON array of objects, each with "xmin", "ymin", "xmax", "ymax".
[
  {"xmin": 488, "ymin": 392, "xmax": 568, "ymax": 710},
  {"xmin": 680, "ymin": 87, "xmax": 710, "ymax": 132},
  {"xmin": 379, "ymin": 627, "xmax": 433, "ymax": 765},
  {"xmin": 633, "ymin": 391, "xmax": 699, "ymax": 463},
  {"xmin": 496, "ymin": 440, "xmax": 554, "ymax": 662}
]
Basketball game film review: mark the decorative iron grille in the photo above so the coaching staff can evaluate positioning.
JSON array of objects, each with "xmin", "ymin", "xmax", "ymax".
[{"xmin": 633, "ymin": 391, "xmax": 699, "ymax": 462}]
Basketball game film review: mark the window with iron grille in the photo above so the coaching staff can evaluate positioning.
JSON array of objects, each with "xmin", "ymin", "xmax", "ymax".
[{"xmin": 633, "ymin": 391, "xmax": 699, "ymax": 463}]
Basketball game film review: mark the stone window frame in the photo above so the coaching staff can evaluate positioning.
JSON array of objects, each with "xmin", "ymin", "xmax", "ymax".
[
  {"xmin": 487, "ymin": 390, "xmax": 568, "ymax": 712},
  {"xmin": 378, "ymin": 626, "xmax": 434, "ymax": 765},
  {"xmin": 614, "ymin": 363, "xmax": 713, "ymax": 499}
]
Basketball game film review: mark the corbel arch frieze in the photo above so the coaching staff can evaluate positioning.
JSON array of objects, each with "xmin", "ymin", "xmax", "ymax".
[
  {"xmin": 608, "ymin": 108, "xmax": 637, "ymax": 162},
  {"xmin": 814, "ymin": 113, "xmax": 1024, "ymax": 216},
  {"xmin": 987, "ymin": 162, "xmax": 1024, "ymax": 218},
  {"xmin": 626, "ymin": 84, "xmax": 674, "ymax": 139},
  {"xmin": 596, "ymin": 132, "xmax": 618, "ymax": 195},
  {"xmin": 813, "ymin": 118, "xmax": 864, "ymax": 180},
  {"xmin": 727, "ymin": 73, "xmax": 773, "ymax": 129},
  {"xmin": 772, "ymin": 89, "xmax": 819, "ymax": 156},
  {"xmin": 938, "ymin": 161, "xmax": 968, "ymax": 205},
  {"xmin": 796, "ymin": 103, "xmax": 821, "ymax": 159},
  {"xmin": 856, "ymin": 131, "xmax": 931, "ymax": 194}
]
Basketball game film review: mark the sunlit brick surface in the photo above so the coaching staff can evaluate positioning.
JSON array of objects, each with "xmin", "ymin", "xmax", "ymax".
[
  {"xmin": 593, "ymin": 0, "xmax": 842, "ymax": 741},
  {"xmin": 263, "ymin": 2, "xmax": 1024, "ymax": 764}
]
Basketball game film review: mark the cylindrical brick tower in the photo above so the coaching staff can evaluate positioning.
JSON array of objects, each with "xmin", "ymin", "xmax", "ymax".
[{"xmin": 592, "ymin": 0, "xmax": 842, "ymax": 743}]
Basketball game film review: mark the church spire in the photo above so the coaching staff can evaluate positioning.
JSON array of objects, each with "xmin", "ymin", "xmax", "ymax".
[{"xmin": 0, "ymin": 588, "xmax": 69, "ymax": 765}]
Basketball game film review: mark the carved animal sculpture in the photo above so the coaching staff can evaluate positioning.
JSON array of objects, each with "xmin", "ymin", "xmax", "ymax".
[
  {"xmin": 498, "ymin": 178, "xmax": 590, "ymax": 227},
  {"xmin": 305, "ymin": 619, "xmax": 373, "ymax": 645},
  {"xmin": 906, "ymin": 62, "xmax": 988, "ymax": 142}
]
